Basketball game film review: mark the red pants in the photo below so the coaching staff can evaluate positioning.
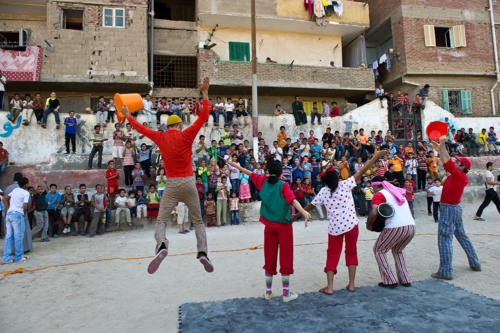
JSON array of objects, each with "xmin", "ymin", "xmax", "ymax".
[
  {"xmin": 262, "ymin": 222, "xmax": 294, "ymax": 275},
  {"xmin": 325, "ymin": 225, "xmax": 359, "ymax": 274}
]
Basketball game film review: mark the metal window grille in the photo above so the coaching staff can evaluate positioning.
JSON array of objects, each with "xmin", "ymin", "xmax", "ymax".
[{"xmin": 153, "ymin": 55, "xmax": 197, "ymax": 88}]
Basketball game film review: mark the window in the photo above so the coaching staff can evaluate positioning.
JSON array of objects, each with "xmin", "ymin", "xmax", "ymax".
[
  {"xmin": 103, "ymin": 8, "xmax": 125, "ymax": 28},
  {"xmin": 441, "ymin": 90, "xmax": 472, "ymax": 114},
  {"xmin": 0, "ymin": 31, "xmax": 22, "ymax": 47},
  {"xmin": 153, "ymin": 55, "xmax": 197, "ymax": 88},
  {"xmin": 424, "ymin": 25, "xmax": 466, "ymax": 48},
  {"xmin": 154, "ymin": 0, "xmax": 195, "ymax": 21},
  {"xmin": 62, "ymin": 9, "xmax": 84, "ymax": 30},
  {"xmin": 229, "ymin": 42, "xmax": 250, "ymax": 62}
]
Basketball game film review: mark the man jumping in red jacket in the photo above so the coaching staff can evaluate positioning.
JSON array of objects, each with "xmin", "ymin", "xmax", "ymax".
[{"xmin": 123, "ymin": 78, "xmax": 213, "ymax": 274}]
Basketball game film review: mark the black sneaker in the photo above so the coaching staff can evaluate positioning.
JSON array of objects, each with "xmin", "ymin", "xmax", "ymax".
[{"xmin": 378, "ymin": 282, "xmax": 398, "ymax": 289}]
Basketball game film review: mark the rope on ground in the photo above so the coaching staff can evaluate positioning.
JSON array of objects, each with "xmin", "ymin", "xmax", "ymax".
[{"xmin": 1, "ymin": 233, "xmax": 499, "ymax": 281}]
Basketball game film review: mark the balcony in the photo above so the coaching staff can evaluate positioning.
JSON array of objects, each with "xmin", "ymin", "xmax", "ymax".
[
  {"xmin": 199, "ymin": 50, "xmax": 374, "ymax": 96},
  {"xmin": 198, "ymin": 0, "xmax": 369, "ymax": 43}
]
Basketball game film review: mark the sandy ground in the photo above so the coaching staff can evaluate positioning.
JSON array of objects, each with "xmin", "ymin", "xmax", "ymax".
[{"xmin": 0, "ymin": 202, "xmax": 499, "ymax": 333}]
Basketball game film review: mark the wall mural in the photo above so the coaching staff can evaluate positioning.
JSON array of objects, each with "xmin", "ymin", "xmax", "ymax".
[{"xmin": 0, "ymin": 114, "xmax": 22, "ymax": 138}]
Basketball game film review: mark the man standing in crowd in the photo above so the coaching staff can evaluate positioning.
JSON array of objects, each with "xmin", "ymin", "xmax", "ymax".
[
  {"xmin": 124, "ymin": 77, "xmax": 213, "ymax": 275},
  {"xmin": 431, "ymin": 135, "xmax": 481, "ymax": 280},
  {"xmin": 0, "ymin": 69, "xmax": 6, "ymax": 110},
  {"xmin": 2, "ymin": 177, "xmax": 30, "ymax": 264},
  {"xmin": 88, "ymin": 125, "xmax": 107, "ymax": 169},
  {"xmin": 0, "ymin": 141, "xmax": 9, "ymax": 177},
  {"xmin": 473, "ymin": 162, "xmax": 500, "ymax": 221}
]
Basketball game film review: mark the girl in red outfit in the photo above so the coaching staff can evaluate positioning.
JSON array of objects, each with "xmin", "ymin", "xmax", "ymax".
[
  {"xmin": 226, "ymin": 157, "xmax": 311, "ymax": 303},
  {"xmin": 295, "ymin": 150, "xmax": 388, "ymax": 294}
]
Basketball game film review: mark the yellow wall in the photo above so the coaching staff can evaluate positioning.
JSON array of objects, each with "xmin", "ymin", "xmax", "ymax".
[
  {"xmin": 199, "ymin": 27, "xmax": 342, "ymax": 67},
  {"xmin": 277, "ymin": 0, "xmax": 369, "ymax": 26}
]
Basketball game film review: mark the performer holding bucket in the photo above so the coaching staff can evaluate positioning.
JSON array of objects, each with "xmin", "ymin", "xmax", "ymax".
[{"xmin": 120, "ymin": 78, "xmax": 214, "ymax": 274}]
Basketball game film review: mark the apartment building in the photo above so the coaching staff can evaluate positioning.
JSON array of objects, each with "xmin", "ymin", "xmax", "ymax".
[
  {"xmin": 0, "ymin": 0, "xmax": 149, "ymax": 110},
  {"xmin": 1, "ymin": 0, "xmax": 375, "ymax": 113},
  {"xmin": 359, "ymin": 0, "xmax": 500, "ymax": 118}
]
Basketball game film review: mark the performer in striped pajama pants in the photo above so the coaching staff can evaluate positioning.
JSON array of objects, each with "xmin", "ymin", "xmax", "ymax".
[{"xmin": 367, "ymin": 176, "xmax": 416, "ymax": 288}]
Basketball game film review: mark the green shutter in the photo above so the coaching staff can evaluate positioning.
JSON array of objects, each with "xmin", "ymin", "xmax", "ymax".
[
  {"xmin": 497, "ymin": 91, "xmax": 500, "ymax": 114},
  {"xmin": 229, "ymin": 42, "xmax": 250, "ymax": 62},
  {"xmin": 441, "ymin": 89, "xmax": 449, "ymax": 111},
  {"xmin": 460, "ymin": 90, "xmax": 472, "ymax": 114}
]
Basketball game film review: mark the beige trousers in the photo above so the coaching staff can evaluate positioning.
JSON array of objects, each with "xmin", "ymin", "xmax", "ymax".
[{"xmin": 155, "ymin": 176, "xmax": 207, "ymax": 255}]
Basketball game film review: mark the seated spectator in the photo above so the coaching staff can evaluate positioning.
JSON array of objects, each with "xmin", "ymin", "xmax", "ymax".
[
  {"xmin": 115, "ymin": 188, "xmax": 132, "ymax": 227},
  {"xmin": 9, "ymin": 93, "xmax": 22, "ymax": 124},
  {"xmin": 60, "ymin": 185, "xmax": 75, "ymax": 234},
  {"xmin": 487, "ymin": 127, "xmax": 499, "ymax": 155},
  {"xmin": 73, "ymin": 184, "xmax": 91, "ymax": 236},
  {"xmin": 0, "ymin": 141, "xmax": 8, "ymax": 177},
  {"xmin": 274, "ymin": 104, "xmax": 286, "ymax": 116},
  {"xmin": 292, "ymin": 96, "xmax": 307, "ymax": 126},
  {"xmin": 330, "ymin": 101, "xmax": 340, "ymax": 117},
  {"xmin": 156, "ymin": 97, "xmax": 170, "ymax": 125},
  {"xmin": 32, "ymin": 93, "xmax": 44, "ymax": 125},
  {"xmin": 171, "ymin": 97, "xmax": 182, "ymax": 118},
  {"xmin": 21, "ymin": 94, "xmax": 34, "ymax": 126},
  {"xmin": 310, "ymin": 102, "xmax": 322, "ymax": 125},
  {"xmin": 225, "ymin": 97, "xmax": 235, "ymax": 125},
  {"xmin": 235, "ymin": 97, "xmax": 249, "ymax": 126},
  {"xmin": 464, "ymin": 128, "xmax": 480, "ymax": 156},
  {"xmin": 181, "ymin": 98, "xmax": 191, "ymax": 124},
  {"xmin": 42, "ymin": 91, "xmax": 61, "ymax": 129}
]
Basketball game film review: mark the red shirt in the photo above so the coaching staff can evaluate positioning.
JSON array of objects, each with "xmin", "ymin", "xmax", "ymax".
[
  {"xmin": 441, "ymin": 160, "xmax": 468, "ymax": 204},
  {"xmin": 330, "ymin": 106, "xmax": 339, "ymax": 117},
  {"xmin": 128, "ymin": 100, "xmax": 209, "ymax": 178},
  {"xmin": 372, "ymin": 191, "xmax": 386, "ymax": 205},
  {"xmin": 192, "ymin": 102, "xmax": 202, "ymax": 115},
  {"xmin": 106, "ymin": 169, "xmax": 119, "ymax": 194},
  {"xmin": 293, "ymin": 184, "xmax": 305, "ymax": 199},
  {"xmin": 0, "ymin": 148, "xmax": 8, "ymax": 162},
  {"xmin": 196, "ymin": 183, "xmax": 205, "ymax": 200},
  {"xmin": 250, "ymin": 173, "xmax": 295, "ymax": 225}
]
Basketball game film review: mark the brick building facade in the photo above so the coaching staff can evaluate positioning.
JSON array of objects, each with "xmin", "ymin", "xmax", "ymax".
[{"xmin": 361, "ymin": 0, "xmax": 500, "ymax": 117}]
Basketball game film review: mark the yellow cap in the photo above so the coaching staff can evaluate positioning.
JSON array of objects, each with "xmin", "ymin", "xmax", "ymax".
[{"xmin": 166, "ymin": 115, "xmax": 182, "ymax": 126}]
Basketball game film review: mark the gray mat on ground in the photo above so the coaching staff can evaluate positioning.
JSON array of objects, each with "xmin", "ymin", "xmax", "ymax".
[{"xmin": 179, "ymin": 279, "xmax": 500, "ymax": 333}]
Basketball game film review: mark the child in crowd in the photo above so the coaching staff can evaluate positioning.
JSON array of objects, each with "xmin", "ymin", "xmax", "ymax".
[
  {"xmin": 106, "ymin": 160, "xmax": 120, "ymax": 208},
  {"xmin": 156, "ymin": 168, "xmax": 166, "ymax": 199},
  {"xmin": 425, "ymin": 177, "xmax": 435, "ymax": 217},
  {"xmin": 302, "ymin": 178, "xmax": 313, "ymax": 205},
  {"xmin": 338, "ymin": 156, "xmax": 350, "ymax": 180},
  {"xmin": 229, "ymin": 191, "xmax": 240, "ymax": 225},
  {"xmin": 136, "ymin": 189, "xmax": 148, "ymax": 222},
  {"xmin": 107, "ymin": 98, "xmax": 116, "ymax": 123},
  {"xmin": 139, "ymin": 143, "xmax": 153, "ymax": 178},
  {"xmin": 364, "ymin": 180, "xmax": 374, "ymax": 214},
  {"xmin": 204, "ymin": 193, "xmax": 216, "ymax": 227},
  {"xmin": 427, "ymin": 178, "xmax": 443, "ymax": 223},
  {"xmin": 32, "ymin": 182, "xmax": 50, "ymax": 241},
  {"xmin": 177, "ymin": 202, "xmax": 190, "ymax": 234},
  {"xmin": 293, "ymin": 177, "xmax": 306, "ymax": 207},
  {"xmin": 216, "ymin": 176, "xmax": 228, "ymax": 226},
  {"xmin": 132, "ymin": 162, "xmax": 145, "ymax": 192},
  {"xmin": 146, "ymin": 185, "xmax": 160, "ymax": 222},
  {"xmin": 281, "ymin": 158, "xmax": 292, "ymax": 183},
  {"xmin": 198, "ymin": 160, "xmax": 209, "ymax": 193},
  {"xmin": 128, "ymin": 190, "xmax": 137, "ymax": 220},
  {"xmin": 195, "ymin": 175, "xmax": 206, "ymax": 216},
  {"xmin": 426, "ymin": 151, "xmax": 439, "ymax": 180},
  {"xmin": 115, "ymin": 189, "xmax": 132, "ymax": 227},
  {"xmin": 89, "ymin": 184, "xmax": 107, "ymax": 237},
  {"xmin": 46, "ymin": 184, "xmax": 62, "ymax": 238},
  {"xmin": 404, "ymin": 180, "xmax": 415, "ymax": 217},
  {"xmin": 9, "ymin": 93, "xmax": 22, "ymax": 123},
  {"xmin": 112, "ymin": 123, "xmax": 125, "ymax": 166},
  {"xmin": 239, "ymin": 172, "xmax": 251, "ymax": 203},
  {"xmin": 60, "ymin": 185, "xmax": 75, "ymax": 234}
]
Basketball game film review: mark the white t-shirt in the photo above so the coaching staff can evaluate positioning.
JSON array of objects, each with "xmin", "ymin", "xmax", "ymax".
[
  {"xmin": 311, "ymin": 176, "xmax": 358, "ymax": 236},
  {"xmin": 215, "ymin": 102, "xmax": 224, "ymax": 112},
  {"xmin": 485, "ymin": 170, "xmax": 495, "ymax": 190},
  {"xmin": 225, "ymin": 103, "xmax": 235, "ymax": 112},
  {"xmin": 142, "ymin": 99, "xmax": 153, "ymax": 112},
  {"xmin": 428, "ymin": 186, "xmax": 443, "ymax": 202},
  {"xmin": 405, "ymin": 159, "xmax": 418, "ymax": 175},
  {"xmin": 0, "ymin": 75, "xmax": 6, "ymax": 91},
  {"xmin": 127, "ymin": 197, "xmax": 136, "ymax": 207},
  {"xmin": 8, "ymin": 187, "xmax": 29, "ymax": 214},
  {"xmin": 233, "ymin": 131, "xmax": 243, "ymax": 145},
  {"xmin": 229, "ymin": 163, "xmax": 241, "ymax": 180},
  {"xmin": 270, "ymin": 147, "xmax": 283, "ymax": 161},
  {"xmin": 10, "ymin": 99, "xmax": 22, "ymax": 109},
  {"xmin": 115, "ymin": 196, "xmax": 128, "ymax": 208}
]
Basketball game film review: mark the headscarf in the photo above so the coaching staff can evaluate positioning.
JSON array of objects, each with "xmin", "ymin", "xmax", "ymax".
[{"xmin": 371, "ymin": 181, "xmax": 407, "ymax": 206}]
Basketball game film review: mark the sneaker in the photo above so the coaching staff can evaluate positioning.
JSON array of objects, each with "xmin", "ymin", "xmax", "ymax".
[
  {"xmin": 72, "ymin": 232, "xmax": 79, "ymax": 236},
  {"xmin": 147, "ymin": 249, "xmax": 168, "ymax": 275},
  {"xmin": 283, "ymin": 291, "xmax": 298, "ymax": 303},
  {"xmin": 1, "ymin": 259, "xmax": 13, "ymax": 265},
  {"xmin": 470, "ymin": 266, "xmax": 482, "ymax": 272},
  {"xmin": 198, "ymin": 254, "xmax": 214, "ymax": 273},
  {"xmin": 183, "ymin": 229, "xmax": 190, "ymax": 233},
  {"xmin": 264, "ymin": 293, "xmax": 272, "ymax": 301},
  {"xmin": 431, "ymin": 272, "xmax": 453, "ymax": 280},
  {"xmin": 473, "ymin": 217, "xmax": 485, "ymax": 221}
]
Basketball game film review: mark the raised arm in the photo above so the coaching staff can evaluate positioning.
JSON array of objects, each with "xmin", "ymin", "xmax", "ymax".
[
  {"xmin": 353, "ymin": 150, "xmax": 388, "ymax": 182},
  {"xmin": 181, "ymin": 78, "xmax": 210, "ymax": 140},
  {"xmin": 431, "ymin": 135, "xmax": 450, "ymax": 165},
  {"xmin": 225, "ymin": 158, "xmax": 252, "ymax": 176}
]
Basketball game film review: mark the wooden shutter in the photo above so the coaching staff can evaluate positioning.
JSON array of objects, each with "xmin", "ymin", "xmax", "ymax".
[
  {"xmin": 452, "ymin": 25, "xmax": 466, "ymax": 48},
  {"xmin": 460, "ymin": 90, "xmax": 472, "ymax": 114},
  {"xmin": 441, "ymin": 90, "xmax": 449, "ymax": 111},
  {"xmin": 424, "ymin": 25, "xmax": 436, "ymax": 47},
  {"xmin": 229, "ymin": 42, "xmax": 250, "ymax": 62}
]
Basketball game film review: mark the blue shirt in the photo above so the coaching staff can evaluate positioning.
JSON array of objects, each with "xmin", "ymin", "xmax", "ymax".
[
  {"xmin": 418, "ymin": 88, "xmax": 429, "ymax": 97},
  {"xmin": 302, "ymin": 163, "xmax": 312, "ymax": 178},
  {"xmin": 46, "ymin": 192, "xmax": 62, "ymax": 210},
  {"xmin": 292, "ymin": 165, "xmax": 303, "ymax": 181},
  {"xmin": 64, "ymin": 117, "xmax": 77, "ymax": 134},
  {"xmin": 136, "ymin": 193, "xmax": 147, "ymax": 205},
  {"xmin": 311, "ymin": 144, "xmax": 322, "ymax": 159},
  {"xmin": 311, "ymin": 162, "xmax": 320, "ymax": 179},
  {"xmin": 171, "ymin": 104, "xmax": 182, "ymax": 112}
]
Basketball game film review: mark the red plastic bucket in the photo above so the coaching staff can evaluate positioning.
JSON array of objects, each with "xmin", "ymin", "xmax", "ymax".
[{"xmin": 426, "ymin": 121, "xmax": 448, "ymax": 141}]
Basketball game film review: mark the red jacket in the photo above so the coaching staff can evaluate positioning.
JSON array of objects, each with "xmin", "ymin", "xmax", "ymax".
[{"xmin": 128, "ymin": 100, "xmax": 209, "ymax": 178}]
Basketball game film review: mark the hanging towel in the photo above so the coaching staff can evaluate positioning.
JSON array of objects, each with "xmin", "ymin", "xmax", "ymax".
[
  {"xmin": 307, "ymin": 0, "xmax": 313, "ymax": 16},
  {"xmin": 314, "ymin": 0, "xmax": 326, "ymax": 18},
  {"xmin": 386, "ymin": 56, "xmax": 392, "ymax": 72},
  {"xmin": 379, "ymin": 53, "xmax": 387, "ymax": 64},
  {"xmin": 372, "ymin": 60, "xmax": 378, "ymax": 69}
]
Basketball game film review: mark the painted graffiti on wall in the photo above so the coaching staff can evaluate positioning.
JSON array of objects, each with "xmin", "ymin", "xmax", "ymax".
[{"xmin": 0, "ymin": 114, "xmax": 22, "ymax": 137}]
